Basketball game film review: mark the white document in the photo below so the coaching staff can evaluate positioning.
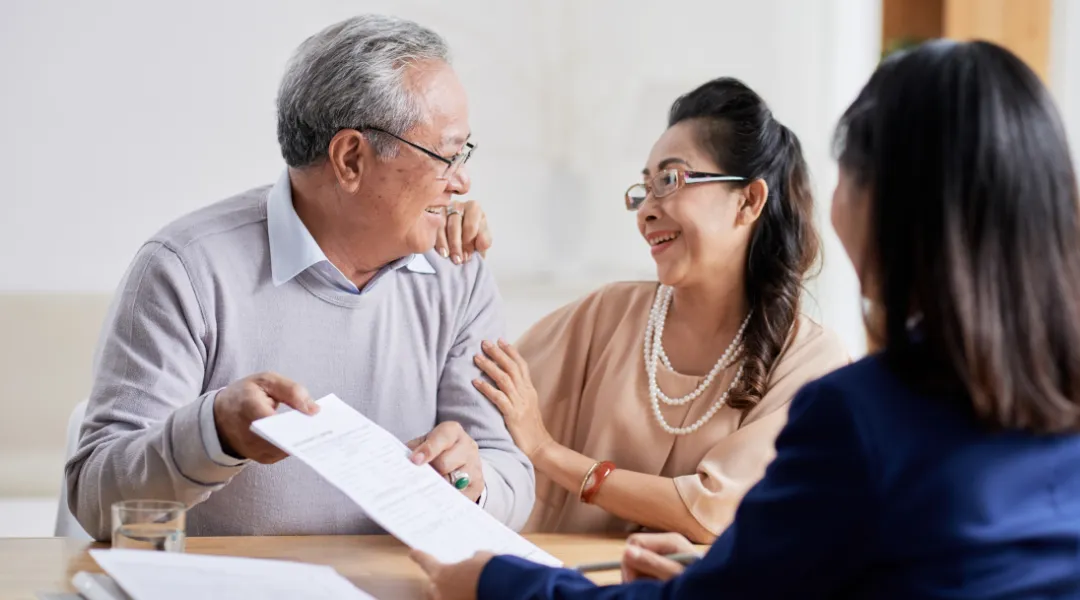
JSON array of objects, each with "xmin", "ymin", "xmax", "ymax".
[
  {"xmin": 251, "ymin": 394, "xmax": 562, "ymax": 566},
  {"xmin": 89, "ymin": 549, "xmax": 374, "ymax": 600}
]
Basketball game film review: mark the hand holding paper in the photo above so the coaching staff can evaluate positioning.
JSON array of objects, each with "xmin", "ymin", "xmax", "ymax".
[{"xmin": 251, "ymin": 394, "xmax": 561, "ymax": 566}]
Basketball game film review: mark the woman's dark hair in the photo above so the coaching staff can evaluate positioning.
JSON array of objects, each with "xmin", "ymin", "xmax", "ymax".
[
  {"xmin": 835, "ymin": 40, "xmax": 1080, "ymax": 433},
  {"xmin": 669, "ymin": 78, "xmax": 819, "ymax": 412}
]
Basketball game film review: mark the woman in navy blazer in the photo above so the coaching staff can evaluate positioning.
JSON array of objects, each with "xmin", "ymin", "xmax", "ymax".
[{"xmin": 412, "ymin": 39, "xmax": 1080, "ymax": 599}]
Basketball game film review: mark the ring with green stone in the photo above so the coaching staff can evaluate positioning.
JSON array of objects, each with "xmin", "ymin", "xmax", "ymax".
[{"xmin": 449, "ymin": 470, "xmax": 470, "ymax": 490}]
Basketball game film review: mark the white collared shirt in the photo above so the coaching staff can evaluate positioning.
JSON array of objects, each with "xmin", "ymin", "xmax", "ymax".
[{"xmin": 265, "ymin": 170, "xmax": 435, "ymax": 293}]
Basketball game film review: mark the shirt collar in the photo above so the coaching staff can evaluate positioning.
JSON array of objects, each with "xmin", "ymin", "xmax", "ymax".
[{"xmin": 266, "ymin": 170, "xmax": 435, "ymax": 287}]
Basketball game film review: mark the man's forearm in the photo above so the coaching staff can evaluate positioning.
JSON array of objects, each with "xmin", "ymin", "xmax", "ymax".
[{"xmin": 65, "ymin": 392, "xmax": 246, "ymax": 540}]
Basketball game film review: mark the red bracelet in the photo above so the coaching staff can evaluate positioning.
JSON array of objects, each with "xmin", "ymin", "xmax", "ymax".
[{"xmin": 581, "ymin": 461, "xmax": 616, "ymax": 504}]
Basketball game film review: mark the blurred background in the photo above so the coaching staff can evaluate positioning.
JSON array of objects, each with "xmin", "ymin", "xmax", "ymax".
[{"xmin": 1, "ymin": 0, "xmax": 1076, "ymax": 536}]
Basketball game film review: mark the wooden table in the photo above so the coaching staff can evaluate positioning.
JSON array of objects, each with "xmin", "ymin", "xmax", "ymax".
[{"xmin": 0, "ymin": 534, "xmax": 630, "ymax": 599}]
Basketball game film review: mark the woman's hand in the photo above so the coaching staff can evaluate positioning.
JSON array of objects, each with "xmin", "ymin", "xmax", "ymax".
[
  {"xmin": 621, "ymin": 532, "xmax": 698, "ymax": 583},
  {"xmin": 411, "ymin": 549, "xmax": 493, "ymax": 600},
  {"xmin": 437, "ymin": 200, "xmax": 492, "ymax": 264},
  {"xmin": 472, "ymin": 339, "xmax": 554, "ymax": 460}
]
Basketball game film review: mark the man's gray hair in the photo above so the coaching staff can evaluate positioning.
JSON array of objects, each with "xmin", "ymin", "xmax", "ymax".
[{"xmin": 276, "ymin": 14, "xmax": 451, "ymax": 167}]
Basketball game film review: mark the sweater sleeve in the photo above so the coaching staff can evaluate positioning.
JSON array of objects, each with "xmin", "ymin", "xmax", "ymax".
[
  {"xmin": 64, "ymin": 242, "xmax": 246, "ymax": 540},
  {"xmin": 478, "ymin": 377, "xmax": 875, "ymax": 600},
  {"xmin": 436, "ymin": 256, "xmax": 536, "ymax": 530}
]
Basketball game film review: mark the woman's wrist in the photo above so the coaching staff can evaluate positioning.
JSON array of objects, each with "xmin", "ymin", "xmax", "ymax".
[
  {"xmin": 580, "ymin": 461, "xmax": 616, "ymax": 504},
  {"xmin": 528, "ymin": 435, "xmax": 557, "ymax": 468}
]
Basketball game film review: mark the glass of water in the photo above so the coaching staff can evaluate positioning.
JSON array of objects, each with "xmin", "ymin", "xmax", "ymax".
[{"xmin": 111, "ymin": 500, "xmax": 186, "ymax": 552}]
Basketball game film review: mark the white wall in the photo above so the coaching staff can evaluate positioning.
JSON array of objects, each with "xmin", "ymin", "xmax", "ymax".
[
  {"xmin": 1053, "ymin": 0, "xmax": 1080, "ymax": 176},
  {"xmin": 0, "ymin": 0, "xmax": 875, "ymax": 355}
]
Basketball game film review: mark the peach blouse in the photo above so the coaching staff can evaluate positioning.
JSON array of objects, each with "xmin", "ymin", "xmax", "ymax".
[{"xmin": 518, "ymin": 281, "xmax": 850, "ymax": 537}]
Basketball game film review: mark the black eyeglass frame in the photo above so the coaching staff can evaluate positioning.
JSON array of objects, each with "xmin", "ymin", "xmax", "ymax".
[{"xmin": 358, "ymin": 126, "xmax": 476, "ymax": 180}]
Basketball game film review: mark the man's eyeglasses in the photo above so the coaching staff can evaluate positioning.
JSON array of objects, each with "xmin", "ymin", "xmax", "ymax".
[
  {"xmin": 625, "ymin": 169, "xmax": 747, "ymax": 211},
  {"xmin": 363, "ymin": 126, "xmax": 476, "ymax": 181}
]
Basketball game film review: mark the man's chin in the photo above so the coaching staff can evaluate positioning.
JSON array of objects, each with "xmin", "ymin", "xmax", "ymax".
[{"xmin": 405, "ymin": 227, "xmax": 440, "ymax": 255}]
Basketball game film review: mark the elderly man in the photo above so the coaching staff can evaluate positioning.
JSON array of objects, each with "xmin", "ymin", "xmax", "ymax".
[{"xmin": 65, "ymin": 14, "xmax": 531, "ymax": 540}]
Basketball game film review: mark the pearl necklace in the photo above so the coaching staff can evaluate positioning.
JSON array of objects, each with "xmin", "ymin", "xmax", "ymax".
[{"xmin": 645, "ymin": 285, "xmax": 750, "ymax": 435}]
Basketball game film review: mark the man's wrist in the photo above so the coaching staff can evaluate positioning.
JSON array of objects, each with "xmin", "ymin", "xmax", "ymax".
[
  {"xmin": 218, "ymin": 432, "xmax": 244, "ymax": 461},
  {"xmin": 200, "ymin": 390, "xmax": 248, "ymax": 467}
]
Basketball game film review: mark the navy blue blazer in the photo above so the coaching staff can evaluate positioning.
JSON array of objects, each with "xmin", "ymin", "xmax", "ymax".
[{"xmin": 480, "ymin": 355, "xmax": 1080, "ymax": 599}]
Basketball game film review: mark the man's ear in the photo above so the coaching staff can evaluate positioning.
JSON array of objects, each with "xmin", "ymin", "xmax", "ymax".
[
  {"xmin": 736, "ymin": 179, "xmax": 769, "ymax": 226},
  {"xmin": 327, "ymin": 129, "xmax": 369, "ymax": 193}
]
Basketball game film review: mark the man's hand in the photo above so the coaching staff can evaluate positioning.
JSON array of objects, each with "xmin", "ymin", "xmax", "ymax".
[
  {"xmin": 213, "ymin": 372, "xmax": 319, "ymax": 463},
  {"xmin": 436, "ymin": 200, "xmax": 491, "ymax": 264},
  {"xmin": 408, "ymin": 421, "xmax": 485, "ymax": 502}
]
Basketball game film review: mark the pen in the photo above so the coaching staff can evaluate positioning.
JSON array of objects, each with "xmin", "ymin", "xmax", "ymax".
[
  {"xmin": 71, "ymin": 571, "xmax": 130, "ymax": 600},
  {"xmin": 573, "ymin": 551, "xmax": 702, "ymax": 573}
]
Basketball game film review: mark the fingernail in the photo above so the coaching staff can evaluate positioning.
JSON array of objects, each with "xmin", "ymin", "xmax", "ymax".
[
  {"xmin": 472, "ymin": 379, "xmax": 482, "ymax": 387},
  {"xmin": 411, "ymin": 452, "xmax": 426, "ymax": 465},
  {"xmin": 498, "ymin": 338, "xmax": 509, "ymax": 347},
  {"xmin": 627, "ymin": 546, "xmax": 640, "ymax": 558},
  {"xmin": 452, "ymin": 255, "xmax": 462, "ymax": 265},
  {"xmin": 465, "ymin": 252, "xmax": 471, "ymax": 262},
  {"xmin": 440, "ymin": 247, "xmax": 449, "ymax": 258},
  {"xmin": 481, "ymin": 340, "xmax": 491, "ymax": 349}
]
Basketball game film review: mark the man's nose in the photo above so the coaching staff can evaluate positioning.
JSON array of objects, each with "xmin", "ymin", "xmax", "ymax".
[{"xmin": 446, "ymin": 164, "xmax": 471, "ymax": 195}]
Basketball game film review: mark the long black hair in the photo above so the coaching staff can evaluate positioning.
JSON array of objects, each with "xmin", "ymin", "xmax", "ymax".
[
  {"xmin": 835, "ymin": 40, "xmax": 1080, "ymax": 433},
  {"xmin": 670, "ymin": 78, "xmax": 819, "ymax": 412}
]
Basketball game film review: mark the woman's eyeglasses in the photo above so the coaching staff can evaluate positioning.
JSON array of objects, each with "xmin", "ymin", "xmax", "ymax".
[{"xmin": 625, "ymin": 169, "xmax": 747, "ymax": 211}]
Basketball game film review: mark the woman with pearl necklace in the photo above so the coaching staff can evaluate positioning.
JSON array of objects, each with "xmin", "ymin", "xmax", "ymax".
[{"xmin": 468, "ymin": 77, "xmax": 849, "ymax": 544}]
